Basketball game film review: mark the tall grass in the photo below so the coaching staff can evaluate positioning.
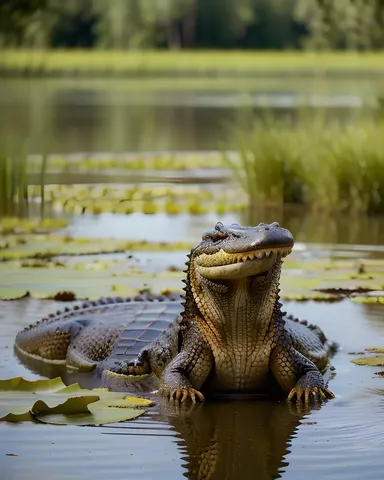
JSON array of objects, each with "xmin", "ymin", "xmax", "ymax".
[
  {"xmin": 0, "ymin": 154, "xmax": 48, "ymax": 218},
  {"xmin": 223, "ymin": 111, "xmax": 384, "ymax": 214},
  {"xmin": 0, "ymin": 155, "xmax": 29, "ymax": 217}
]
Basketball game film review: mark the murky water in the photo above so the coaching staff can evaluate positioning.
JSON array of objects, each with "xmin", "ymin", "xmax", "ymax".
[
  {"xmin": 1, "ymin": 293, "xmax": 384, "ymax": 479},
  {"xmin": 1, "ymin": 214, "xmax": 384, "ymax": 480},
  {"xmin": 1, "ymin": 75, "xmax": 384, "ymax": 479},
  {"xmin": 0, "ymin": 77, "xmax": 380, "ymax": 153}
]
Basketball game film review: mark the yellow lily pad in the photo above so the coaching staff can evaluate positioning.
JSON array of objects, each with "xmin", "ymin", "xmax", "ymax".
[
  {"xmin": 365, "ymin": 348, "xmax": 384, "ymax": 354},
  {"xmin": 351, "ymin": 355, "xmax": 384, "ymax": 366}
]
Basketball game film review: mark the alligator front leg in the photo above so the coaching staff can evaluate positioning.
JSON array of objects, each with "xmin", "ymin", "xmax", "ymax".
[
  {"xmin": 159, "ymin": 324, "xmax": 213, "ymax": 403},
  {"xmin": 270, "ymin": 345, "xmax": 335, "ymax": 405}
]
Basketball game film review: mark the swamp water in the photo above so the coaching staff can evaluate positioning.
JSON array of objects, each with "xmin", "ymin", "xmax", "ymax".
[
  {"xmin": 1, "ymin": 76, "xmax": 384, "ymax": 479},
  {"xmin": 1, "ymin": 213, "xmax": 384, "ymax": 480}
]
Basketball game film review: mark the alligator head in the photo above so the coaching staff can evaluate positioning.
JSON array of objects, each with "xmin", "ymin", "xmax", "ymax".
[
  {"xmin": 192, "ymin": 221, "xmax": 293, "ymax": 280},
  {"xmin": 184, "ymin": 222, "xmax": 294, "ymax": 339}
]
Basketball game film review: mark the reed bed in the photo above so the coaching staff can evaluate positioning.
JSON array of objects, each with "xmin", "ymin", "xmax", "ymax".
[
  {"xmin": 0, "ymin": 154, "xmax": 48, "ymax": 218},
  {"xmin": 223, "ymin": 112, "xmax": 384, "ymax": 214}
]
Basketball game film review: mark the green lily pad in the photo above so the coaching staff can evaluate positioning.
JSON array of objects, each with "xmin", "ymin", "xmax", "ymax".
[
  {"xmin": 0, "ymin": 289, "xmax": 30, "ymax": 300},
  {"xmin": 36, "ymin": 407, "xmax": 144, "ymax": 426},
  {"xmin": 365, "ymin": 347, "xmax": 384, "ymax": 354},
  {"xmin": 0, "ymin": 376, "xmax": 67, "ymax": 392},
  {"xmin": 0, "ymin": 234, "xmax": 193, "ymax": 262},
  {"xmin": 35, "ymin": 394, "xmax": 150, "ymax": 426},
  {"xmin": 0, "ymin": 377, "xmax": 152, "ymax": 425},
  {"xmin": 0, "ymin": 218, "xmax": 68, "ymax": 235},
  {"xmin": 351, "ymin": 347, "xmax": 384, "ymax": 367},
  {"xmin": 352, "ymin": 296, "xmax": 384, "ymax": 304},
  {"xmin": 0, "ymin": 392, "xmax": 100, "ymax": 422},
  {"xmin": 351, "ymin": 355, "xmax": 384, "ymax": 367},
  {"xmin": 1, "ymin": 235, "xmax": 383, "ymax": 301}
]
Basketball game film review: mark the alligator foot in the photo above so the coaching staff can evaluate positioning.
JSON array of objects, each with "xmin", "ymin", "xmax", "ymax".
[
  {"xmin": 159, "ymin": 387, "xmax": 205, "ymax": 403},
  {"xmin": 110, "ymin": 358, "xmax": 151, "ymax": 376},
  {"xmin": 287, "ymin": 385, "xmax": 335, "ymax": 405}
]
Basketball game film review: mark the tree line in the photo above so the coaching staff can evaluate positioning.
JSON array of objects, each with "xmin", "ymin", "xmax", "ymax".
[{"xmin": 1, "ymin": 0, "xmax": 384, "ymax": 50}]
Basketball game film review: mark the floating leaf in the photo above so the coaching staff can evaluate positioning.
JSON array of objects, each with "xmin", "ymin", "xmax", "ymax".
[
  {"xmin": 0, "ymin": 377, "xmax": 67, "ymax": 392},
  {"xmin": 36, "ymin": 394, "xmax": 151, "ymax": 425},
  {"xmin": 351, "ymin": 355, "xmax": 384, "ymax": 366},
  {"xmin": 365, "ymin": 348, "xmax": 384, "ymax": 354},
  {"xmin": 0, "ymin": 289, "xmax": 30, "ymax": 301},
  {"xmin": 0, "ymin": 377, "xmax": 152, "ymax": 425},
  {"xmin": 0, "ymin": 392, "xmax": 99, "ymax": 422},
  {"xmin": 36, "ymin": 407, "xmax": 145, "ymax": 426}
]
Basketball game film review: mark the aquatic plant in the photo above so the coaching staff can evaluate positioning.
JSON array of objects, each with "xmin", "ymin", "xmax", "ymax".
[
  {"xmin": 0, "ymin": 152, "xmax": 50, "ymax": 219},
  {"xmin": 224, "ymin": 110, "xmax": 384, "ymax": 214},
  {"xmin": 0, "ymin": 155, "xmax": 29, "ymax": 217}
]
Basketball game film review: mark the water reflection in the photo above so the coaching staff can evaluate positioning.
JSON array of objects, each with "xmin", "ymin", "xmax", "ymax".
[
  {"xmin": 58, "ymin": 209, "xmax": 384, "ymax": 247},
  {"xmin": 0, "ymin": 78, "xmax": 378, "ymax": 153},
  {"xmin": 162, "ymin": 399, "xmax": 311, "ymax": 480}
]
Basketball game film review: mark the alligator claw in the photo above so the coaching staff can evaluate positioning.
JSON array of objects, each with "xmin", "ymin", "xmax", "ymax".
[
  {"xmin": 111, "ymin": 358, "xmax": 149, "ymax": 376},
  {"xmin": 287, "ymin": 386, "xmax": 335, "ymax": 405},
  {"xmin": 164, "ymin": 388, "xmax": 205, "ymax": 404}
]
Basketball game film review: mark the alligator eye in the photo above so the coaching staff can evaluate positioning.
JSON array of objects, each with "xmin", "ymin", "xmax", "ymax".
[{"xmin": 214, "ymin": 222, "xmax": 225, "ymax": 232}]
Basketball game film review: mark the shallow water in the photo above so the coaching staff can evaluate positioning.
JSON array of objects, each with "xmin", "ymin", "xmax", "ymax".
[
  {"xmin": 1, "ymin": 217, "xmax": 384, "ymax": 479},
  {"xmin": 60, "ymin": 209, "xmax": 384, "ymax": 246},
  {"xmin": 2, "ymin": 71, "xmax": 384, "ymax": 479},
  {"xmin": 1, "ymin": 298, "xmax": 384, "ymax": 480}
]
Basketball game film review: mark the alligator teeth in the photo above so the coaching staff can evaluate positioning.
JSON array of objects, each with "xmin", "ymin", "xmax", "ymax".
[
  {"xmin": 264, "ymin": 251, "xmax": 271, "ymax": 257},
  {"xmin": 242, "ymin": 256, "xmax": 248, "ymax": 262},
  {"xmin": 248, "ymin": 253, "xmax": 255, "ymax": 260},
  {"xmin": 256, "ymin": 251, "xmax": 264, "ymax": 259}
]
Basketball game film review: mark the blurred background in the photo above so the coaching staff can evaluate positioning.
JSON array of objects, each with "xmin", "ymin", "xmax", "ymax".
[{"xmin": 1, "ymin": 0, "xmax": 384, "ymax": 244}]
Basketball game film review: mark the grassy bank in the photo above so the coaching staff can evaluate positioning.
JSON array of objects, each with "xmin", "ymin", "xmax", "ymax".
[
  {"xmin": 1, "ymin": 50, "xmax": 384, "ymax": 77},
  {"xmin": 224, "ymin": 112, "xmax": 384, "ymax": 214}
]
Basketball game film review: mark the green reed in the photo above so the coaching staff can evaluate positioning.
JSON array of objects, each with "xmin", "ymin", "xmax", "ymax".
[
  {"xmin": 223, "ymin": 111, "xmax": 384, "ymax": 214},
  {"xmin": 0, "ymin": 155, "xmax": 29, "ymax": 217},
  {"xmin": 0, "ymin": 153, "xmax": 48, "ymax": 218}
]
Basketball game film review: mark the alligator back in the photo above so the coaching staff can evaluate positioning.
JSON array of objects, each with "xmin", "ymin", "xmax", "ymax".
[{"xmin": 15, "ymin": 296, "xmax": 183, "ymax": 372}]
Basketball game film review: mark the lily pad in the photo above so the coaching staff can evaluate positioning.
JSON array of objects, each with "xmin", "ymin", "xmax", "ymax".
[
  {"xmin": 36, "ymin": 395, "xmax": 151, "ymax": 426},
  {"xmin": 0, "ymin": 289, "xmax": 30, "ymax": 300},
  {"xmin": 365, "ymin": 348, "xmax": 384, "ymax": 354},
  {"xmin": 351, "ymin": 355, "xmax": 384, "ymax": 367},
  {"xmin": 0, "ymin": 218, "xmax": 68, "ymax": 235},
  {"xmin": 0, "ymin": 234, "xmax": 193, "ymax": 262},
  {"xmin": 0, "ymin": 377, "xmax": 152, "ymax": 425},
  {"xmin": 351, "ymin": 347, "xmax": 384, "ymax": 367},
  {"xmin": 36, "ymin": 407, "xmax": 144, "ymax": 426}
]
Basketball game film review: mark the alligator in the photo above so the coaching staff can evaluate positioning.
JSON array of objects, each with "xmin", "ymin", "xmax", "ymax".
[{"xmin": 15, "ymin": 222, "xmax": 336, "ymax": 404}]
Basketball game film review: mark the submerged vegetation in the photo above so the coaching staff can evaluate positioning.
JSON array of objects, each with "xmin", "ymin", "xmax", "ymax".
[{"xmin": 224, "ymin": 111, "xmax": 384, "ymax": 214}]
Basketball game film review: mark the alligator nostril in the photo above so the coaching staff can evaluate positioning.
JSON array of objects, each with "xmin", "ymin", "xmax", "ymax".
[{"xmin": 264, "ymin": 227, "xmax": 270, "ymax": 230}]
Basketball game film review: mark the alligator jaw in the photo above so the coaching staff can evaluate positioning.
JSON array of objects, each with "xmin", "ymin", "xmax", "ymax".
[{"xmin": 196, "ymin": 246, "xmax": 292, "ymax": 280}]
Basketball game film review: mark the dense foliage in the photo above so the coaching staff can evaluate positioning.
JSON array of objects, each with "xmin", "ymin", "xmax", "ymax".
[{"xmin": 1, "ymin": 0, "xmax": 384, "ymax": 50}]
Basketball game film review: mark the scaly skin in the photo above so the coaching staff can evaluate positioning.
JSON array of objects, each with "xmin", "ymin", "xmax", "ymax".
[{"xmin": 15, "ymin": 222, "xmax": 336, "ymax": 405}]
